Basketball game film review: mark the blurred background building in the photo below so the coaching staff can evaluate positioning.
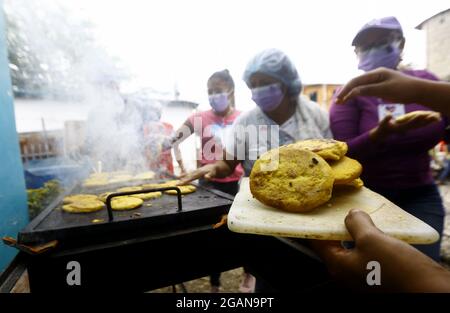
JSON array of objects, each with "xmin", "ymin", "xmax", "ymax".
[
  {"xmin": 417, "ymin": 8, "xmax": 450, "ymax": 81},
  {"xmin": 303, "ymin": 83, "xmax": 342, "ymax": 111}
]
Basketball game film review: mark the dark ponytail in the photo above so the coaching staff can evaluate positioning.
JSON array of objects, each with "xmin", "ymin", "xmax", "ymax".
[{"xmin": 207, "ymin": 69, "xmax": 235, "ymax": 89}]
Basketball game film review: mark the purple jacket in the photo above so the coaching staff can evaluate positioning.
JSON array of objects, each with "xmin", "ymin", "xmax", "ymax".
[{"xmin": 330, "ymin": 70, "xmax": 447, "ymax": 189}]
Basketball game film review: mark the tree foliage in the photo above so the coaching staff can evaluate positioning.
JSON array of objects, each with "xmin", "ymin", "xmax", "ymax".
[{"xmin": 4, "ymin": 0, "xmax": 124, "ymax": 99}]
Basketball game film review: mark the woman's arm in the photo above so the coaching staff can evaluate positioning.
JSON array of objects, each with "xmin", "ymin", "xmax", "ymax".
[
  {"xmin": 171, "ymin": 119, "xmax": 195, "ymax": 175},
  {"xmin": 173, "ymin": 145, "xmax": 186, "ymax": 175},
  {"xmin": 330, "ymin": 97, "xmax": 387, "ymax": 160},
  {"xmin": 311, "ymin": 210, "xmax": 450, "ymax": 292},
  {"xmin": 178, "ymin": 150, "xmax": 240, "ymax": 185},
  {"xmin": 336, "ymin": 68, "xmax": 450, "ymax": 116},
  {"xmin": 172, "ymin": 119, "xmax": 194, "ymax": 144},
  {"xmin": 331, "ymin": 94, "xmax": 442, "ymax": 159}
]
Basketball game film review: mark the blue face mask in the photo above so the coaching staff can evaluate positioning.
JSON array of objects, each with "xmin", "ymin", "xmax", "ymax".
[
  {"xmin": 357, "ymin": 41, "xmax": 402, "ymax": 72},
  {"xmin": 251, "ymin": 83, "xmax": 284, "ymax": 112},
  {"xmin": 208, "ymin": 92, "xmax": 229, "ymax": 113}
]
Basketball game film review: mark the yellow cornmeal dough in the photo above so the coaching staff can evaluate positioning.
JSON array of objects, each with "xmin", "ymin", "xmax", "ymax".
[
  {"xmin": 99, "ymin": 190, "xmax": 156, "ymax": 202},
  {"xmin": 292, "ymin": 139, "xmax": 348, "ymax": 161},
  {"xmin": 108, "ymin": 175, "xmax": 134, "ymax": 184},
  {"xmin": 162, "ymin": 180, "xmax": 181, "ymax": 187},
  {"xmin": 88, "ymin": 173, "xmax": 109, "ymax": 179},
  {"xmin": 83, "ymin": 178, "xmax": 109, "ymax": 188},
  {"xmin": 62, "ymin": 199, "xmax": 105, "ymax": 213},
  {"xmin": 110, "ymin": 196, "xmax": 143, "ymax": 211},
  {"xmin": 133, "ymin": 171, "xmax": 156, "ymax": 180},
  {"xmin": 329, "ymin": 156, "xmax": 363, "ymax": 185},
  {"xmin": 141, "ymin": 183, "xmax": 163, "ymax": 190},
  {"xmin": 165, "ymin": 185, "xmax": 196, "ymax": 195},
  {"xmin": 395, "ymin": 111, "xmax": 441, "ymax": 123},
  {"xmin": 335, "ymin": 177, "xmax": 364, "ymax": 189},
  {"xmin": 142, "ymin": 180, "xmax": 180, "ymax": 189},
  {"xmin": 83, "ymin": 172, "xmax": 110, "ymax": 187},
  {"xmin": 116, "ymin": 186, "xmax": 143, "ymax": 193},
  {"xmin": 108, "ymin": 171, "xmax": 132, "ymax": 176},
  {"xmin": 98, "ymin": 192, "xmax": 114, "ymax": 203},
  {"xmin": 345, "ymin": 178, "xmax": 364, "ymax": 188},
  {"xmin": 250, "ymin": 145, "xmax": 334, "ymax": 213},
  {"xmin": 130, "ymin": 191, "xmax": 162, "ymax": 200},
  {"xmin": 63, "ymin": 194, "xmax": 99, "ymax": 204}
]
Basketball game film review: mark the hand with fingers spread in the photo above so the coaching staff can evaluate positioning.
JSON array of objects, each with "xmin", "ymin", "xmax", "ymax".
[
  {"xmin": 394, "ymin": 110, "xmax": 441, "ymax": 130},
  {"xmin": 336, "ymin": 68, "xmax": 422, "ymax": 105},
  {"xmin": 336, "ymin": 68, "xmax": 450, "ymax": 117},
  {"xmin": 311, "ymin": 209, "xmax": 450, "ymax": 292},
  {"xmin": 369, "ymin": 111, "xmax": 441, "ymax": 142}
]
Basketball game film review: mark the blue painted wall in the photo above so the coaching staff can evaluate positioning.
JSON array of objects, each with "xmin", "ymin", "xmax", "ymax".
[{"xmin": 0, "ymin": 0, "xmax": 29, "ymax": 272}]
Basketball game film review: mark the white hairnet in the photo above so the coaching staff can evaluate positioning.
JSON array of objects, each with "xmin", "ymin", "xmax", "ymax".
[{"xmin": 243, "ymin": 48, "xmax": 302, "ymax": 96}]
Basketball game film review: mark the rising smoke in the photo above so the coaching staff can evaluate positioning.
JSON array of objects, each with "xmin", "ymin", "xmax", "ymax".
[{"xmin": 5, "ymin": 0, "xmax": 171, "ymax": 176}]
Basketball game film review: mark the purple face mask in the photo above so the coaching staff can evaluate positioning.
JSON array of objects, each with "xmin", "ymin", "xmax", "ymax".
[
  {"xmin": 208, "ymin": 92, "xmax": 229, "ymax": 113},
  {"xmin": 358, "ymin": 41, "xmax": 402, "ymax": 72},
  {"xmin": 251, "ymin": 83, "xmax": 284, "ymax": 112}
]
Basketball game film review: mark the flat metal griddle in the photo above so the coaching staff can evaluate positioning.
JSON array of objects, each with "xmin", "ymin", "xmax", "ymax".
[{"xmin": 18, "ymin": 178, "xmax": 234, "ymax": 248}]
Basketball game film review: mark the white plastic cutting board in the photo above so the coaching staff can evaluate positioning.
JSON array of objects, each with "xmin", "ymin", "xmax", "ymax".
[{"xmin": 228, "ymin": 178, "xmax": 439, "ymax": 244}]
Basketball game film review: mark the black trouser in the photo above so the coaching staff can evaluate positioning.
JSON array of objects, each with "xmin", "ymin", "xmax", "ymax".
[{"xmin": 199, "ymin": 179, "xmax": 240, "ymax": 287}]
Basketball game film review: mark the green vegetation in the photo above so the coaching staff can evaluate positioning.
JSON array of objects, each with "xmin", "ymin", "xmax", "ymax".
[{"xmin": 27, "ymin": 180, "xmax": 63, "ymax": 219}]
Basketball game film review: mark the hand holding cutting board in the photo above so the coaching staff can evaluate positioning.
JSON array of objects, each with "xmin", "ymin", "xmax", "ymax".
[{"xmin": 311, "ymin": 209, "xmax": 450, "ymax": 292}]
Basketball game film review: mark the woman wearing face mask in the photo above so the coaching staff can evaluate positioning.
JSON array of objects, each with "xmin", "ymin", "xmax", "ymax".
[
  {"xmin": 180, "ymin": 49, "xmax": 331, "ymax": 183},
  {"xmin": 179, "ymin": 49, "xmax": 331, "ymax": 292},
  {"xmin": 329, "ymin": 16, "xmax": 447, "ymax": 261},
  {"xmin": 171, "ymin": 70, "xmax": 245, "ymax": 293},
  {"xmin": 173, "ymin": 69, "xmax": 244, "ymax": 195}
]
